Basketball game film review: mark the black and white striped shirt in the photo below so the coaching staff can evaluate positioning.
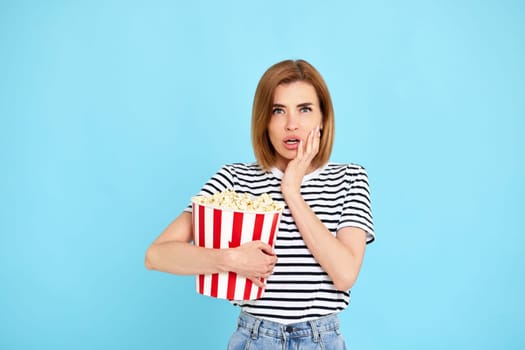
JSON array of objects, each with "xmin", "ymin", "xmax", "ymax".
[{"xmin": 185, "ymin": 162, "xmax": 374, "ymax": 324}]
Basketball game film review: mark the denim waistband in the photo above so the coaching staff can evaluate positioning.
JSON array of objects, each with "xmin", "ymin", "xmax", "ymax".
[{"xmin": 237, "ymin": 311, "xmax": 341, "ymax": 341}]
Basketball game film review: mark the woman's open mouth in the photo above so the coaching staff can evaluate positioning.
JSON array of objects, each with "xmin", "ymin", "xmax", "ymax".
[{"xmin": 283, "ymin": 138, "xmax": 300, "ymax": 150}]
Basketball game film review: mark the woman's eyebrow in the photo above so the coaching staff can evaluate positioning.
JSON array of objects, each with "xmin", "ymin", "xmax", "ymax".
[
  {"xmin": 297, "ymin": 102, "xmax": 313, "ymax": 108},
  {"xmin": 272, "ymin": 102, "xmax": 313, "ymax": 108}
]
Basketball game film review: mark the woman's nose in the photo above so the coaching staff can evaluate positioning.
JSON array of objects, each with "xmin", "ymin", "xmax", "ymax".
[{"xmin": 285, "ymin": 113, "xmax": 299, "ymax": 131}]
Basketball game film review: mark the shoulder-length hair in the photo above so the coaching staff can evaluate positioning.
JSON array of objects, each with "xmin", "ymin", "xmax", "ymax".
[{"xmin": 251, "ymin": 59, "xmax": 335, "ymax": 171}]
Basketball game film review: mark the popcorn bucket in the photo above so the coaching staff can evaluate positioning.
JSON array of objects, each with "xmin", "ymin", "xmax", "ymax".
[{"xmin": 192, "ymin": 201, "xmax": 282, "ymax": 300}]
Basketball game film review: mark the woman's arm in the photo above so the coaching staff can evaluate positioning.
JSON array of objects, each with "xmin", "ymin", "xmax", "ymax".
[
  {"xmin": 144, "ymin": 212, "xmax": 277, "ymax": 288},
  {"xmin": 281, "ymin": 127, "xmax": 367, "ymax": 291},
  {"xmin": 281, "ymin": 192, "xmax": 366, "ymax": 291}
]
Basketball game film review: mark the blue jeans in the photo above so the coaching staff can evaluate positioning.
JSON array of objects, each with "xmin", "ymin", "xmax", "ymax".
[{"xmin": 227, "ymin": 311, "xmax": 347, "ymax": 350}]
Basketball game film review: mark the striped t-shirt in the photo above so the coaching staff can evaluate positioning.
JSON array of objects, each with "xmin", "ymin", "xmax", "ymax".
[{"xmin": 185, "ymin": 162, "xmax": 374, "ymax": 324}]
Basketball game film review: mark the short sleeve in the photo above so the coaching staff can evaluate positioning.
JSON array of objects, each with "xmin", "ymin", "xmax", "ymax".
[
  {"xmin": 337, "ymin": 165, "xmax": 375, "ymax": 244},
  {"xmin": 183, "ymin": 165, "xmax": 235, "ymax": 213}
]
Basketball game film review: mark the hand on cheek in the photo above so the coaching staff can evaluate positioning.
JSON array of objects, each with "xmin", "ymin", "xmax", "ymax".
[{"xmin": 281, "ymin": 126, "xmax": 321, "ymax": 197}]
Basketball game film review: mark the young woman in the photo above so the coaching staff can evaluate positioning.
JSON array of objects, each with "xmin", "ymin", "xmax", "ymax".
[{"xmin": 145, "ymin": 59, "xmax": 375, "ymax": 349}]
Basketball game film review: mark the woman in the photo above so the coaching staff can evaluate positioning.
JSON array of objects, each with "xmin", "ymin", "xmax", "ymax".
[{"xmin": 145, "ymin": 59, "xmax": 374, "ymax": 349}]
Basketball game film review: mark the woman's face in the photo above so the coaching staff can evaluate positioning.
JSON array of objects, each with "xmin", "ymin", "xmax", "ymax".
[{"xmin": 267, "ymin": 81, "xmax": 323, "ymax": 171}]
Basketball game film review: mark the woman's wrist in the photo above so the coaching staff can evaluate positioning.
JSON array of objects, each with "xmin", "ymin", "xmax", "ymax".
[
  {"xmin": 218, "ymin": 248, "xmax": 236, "ymax": 273},
  {"xmin": 281, "ymin": 184, "xmax": 302, "ymax": 202}
]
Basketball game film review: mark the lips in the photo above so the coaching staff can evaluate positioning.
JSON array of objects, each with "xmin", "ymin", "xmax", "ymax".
[{"xmin": 283, "ymin": 136, "xmax": 301, "ymax": 150}]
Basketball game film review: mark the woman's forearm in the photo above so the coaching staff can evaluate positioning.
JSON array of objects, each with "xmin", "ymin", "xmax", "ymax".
[
  {"xmin": 145, "ymin": 241, "xmax": 231, "ymax": 275},
  {"xmin": 145, "ymin": 211, "xmax": 279, "ymax": 286},
  {"xmin": 283, "ymin": 191, "xmax": 365, "ymax": 291}
]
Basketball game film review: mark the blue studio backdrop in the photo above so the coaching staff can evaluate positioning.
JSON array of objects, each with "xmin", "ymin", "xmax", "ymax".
[{"xmin": 1, "ymin": 1, "xmax": 524, "ymax": 349}]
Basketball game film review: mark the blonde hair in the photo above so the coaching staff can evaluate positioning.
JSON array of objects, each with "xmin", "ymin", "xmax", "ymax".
[{"xmin": 251, "ymin": 59, "xmax": 335, "ymax": 171}]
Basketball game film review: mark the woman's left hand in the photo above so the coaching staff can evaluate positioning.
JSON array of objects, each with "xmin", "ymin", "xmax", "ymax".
[{"xmin": 281, "ymin": 126, "xmax": 321, "ymax": 197}]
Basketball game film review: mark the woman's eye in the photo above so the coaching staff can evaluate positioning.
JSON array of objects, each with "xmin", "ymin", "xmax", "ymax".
[
  {"xmin": 272, "ymin": 108, "xmax": 285, "ymax": 115},
  {"xmin": 300, "ymin": 106, "xmax": 312, "ymax": 113}
]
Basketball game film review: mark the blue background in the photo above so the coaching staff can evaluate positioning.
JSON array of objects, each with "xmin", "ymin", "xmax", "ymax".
[{"xmin": 1, "ymin": 1, "xmax": 524, "ymax": 349}]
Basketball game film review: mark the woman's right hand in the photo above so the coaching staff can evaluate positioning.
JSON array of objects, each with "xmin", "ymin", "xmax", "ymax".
[{"xmin": 227, "ymin": 241, "xmax": 277, "ymax": 288}]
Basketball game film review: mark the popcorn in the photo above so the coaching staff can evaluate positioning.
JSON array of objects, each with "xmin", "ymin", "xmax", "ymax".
[
  {"xmin": 191, "ymin": 190, "xmax": 283, "ymax": 300},
  {"xmin": 192, "ymin": 189, "xmax": 283, "ymax": 212}
]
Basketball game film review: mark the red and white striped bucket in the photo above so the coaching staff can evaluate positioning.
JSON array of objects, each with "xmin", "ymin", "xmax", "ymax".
[{"xmin": 192, "ymin": 201, "xmax": 282, "ymax": 300}]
